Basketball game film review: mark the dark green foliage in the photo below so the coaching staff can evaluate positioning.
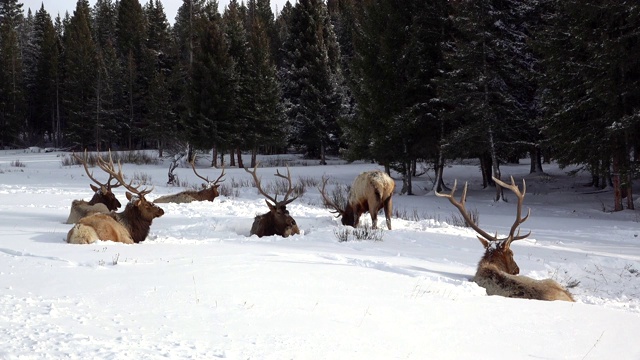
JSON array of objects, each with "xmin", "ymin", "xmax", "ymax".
[{"xmin": 280, "ymin": 0, "xmax": 344, "ymax": 163}]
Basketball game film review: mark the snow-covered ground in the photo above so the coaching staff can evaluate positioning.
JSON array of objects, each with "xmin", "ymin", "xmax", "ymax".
[{"xmin": 1, "ymin": 148, "xmax": 639, "ymax": 359}]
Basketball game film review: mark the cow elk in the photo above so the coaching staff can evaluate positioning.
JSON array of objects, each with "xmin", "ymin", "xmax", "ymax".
[
  {"xmin": 320, "ymin": 170, "xmax": 395, "ymax": 230},
  {"xmin": 67, "ymin": 153, "xmax": 165, "ymax": 244},
  {"xmin": 153, "ymin": 162, "xmax": 225, "ymax": 204},
  {"xmin": 244, "ymin": 164, "xmax": 300, "ymax": 237},
  {"xmin": 65, "ymin": 150, "xmax": 122, "ymax": 224},
  {"xmin": 435, "ymin": 176, "xmax": 575, "ymax": 302}
]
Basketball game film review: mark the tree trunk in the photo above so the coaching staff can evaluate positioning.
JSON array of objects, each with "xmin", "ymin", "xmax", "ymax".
[
  {"xmin": 251, "ymin": 147, "xmax": 257, "ymax": 168},
  {"xmin": 529, "ymin": 146, "xmax": 544, "ymax": 173},
  {"xmin": 237, "ymin": 147, "xmax": 244, "ymax": 168},
  {"xmin": 230, "ymin": 149, "xmax": 236, "ymax": 167},
  {"xmin": 488, "ymin": 127, "xmax": 503, "ymax": 201},
  {"xmin": 320, "ymin": 141, "xmax": 327, "ymax": 165},
  {"xmin": 612, "ymin": 155, "xmax": 623, "ymax": 211},
  {"xmin": 211, "ymin": 146, "xmax": 217, "ymax": 167}
]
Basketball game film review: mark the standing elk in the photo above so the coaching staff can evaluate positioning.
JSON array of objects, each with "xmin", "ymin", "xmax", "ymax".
[
  {"xmin": 244, "ymin": 164, "xmax": 300, "ymax": 237},
  {"xmin": 65, "ymin": 150, "xmax": 122, "ymax": 224},
  {"xmin": 320, "ymin": 170, "xmax": 395, "ymax": 230},
  {"xmin": 67, "ymin": 153, "xmax": 165, "ymax": 244},
  {"xmin": 435, "ymin": 176, "xmax": 575, "ymax": 302},
  {"xmin": 153, "ymin": 162, "xmax": 225, "ymax": 204}
]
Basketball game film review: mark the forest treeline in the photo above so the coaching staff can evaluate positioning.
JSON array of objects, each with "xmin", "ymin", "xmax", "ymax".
[{"xmin": 0, "ymin": 0, "xmax": 638, "ymax": 209}]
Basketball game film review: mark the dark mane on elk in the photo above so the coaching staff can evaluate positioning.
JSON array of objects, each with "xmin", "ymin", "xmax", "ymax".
[
  {"xmin": 244, "ymin": 163, "xmax": 300, "ymax": 238},
  {"xmin": 436, "ymin": 176, "xmax": 575, "ymax": 302},
  {"xmin": 320, "ymin": 170, "xmax": 395, "ymax": 230},
  {"xmin": 66, "ymin": 152, "xmax": 164, "ymax": 244},
  {"xmin": 153, "ymin": 162, "xmax": 225, "ymax": 204},
  {"xmin": 65, "ymin": 150, "xmax": 122, "ymax": 224}
]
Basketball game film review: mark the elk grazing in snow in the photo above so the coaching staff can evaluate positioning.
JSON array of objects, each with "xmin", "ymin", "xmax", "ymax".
[
  {"xmin": 65, "ymin": 150, "xmax": 122, "ymax": 224},
  {"xmin": 66, "ymin": 153, "xmax": 165, "ymax": 244},
  {"xmin": 244, "ymin": 164, "xmax": 300, "ymax": 237},
  {"xmin": 153, "ymin": 162, "xmax": 225, "ymax": 204},
  {"xmin": 436, "ymin": 176, "xmax": 575, "ymax": 302},
  {"xmin": 320, "ymin": 170, "xmax": 395, "ymax": 230}
]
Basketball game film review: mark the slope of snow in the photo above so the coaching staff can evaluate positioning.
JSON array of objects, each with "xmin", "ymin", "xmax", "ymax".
[{"xmin": 1, "ymin": 149, "xmax": 639, "ymax": 359}]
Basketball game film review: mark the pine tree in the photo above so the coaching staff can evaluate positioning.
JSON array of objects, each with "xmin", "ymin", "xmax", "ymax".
[
  {"xmin": 537, "ymin": 0, "xmax": 640, "ymax": 210},
  {"xmin": 243, "ymin": 0, "xmax": 285, "ymax": 166},
  {"xmin": 280, "ymin": 0, "xmax": 344, "ymax": 164},
  {"xmin": 0, "ymin": 0, "xmax": 26, "ymax": 148},
  {"xmin": 441, "ymin": 0, "xmax": 537, "ymax": 198},
  {"xmin": 30, "ymin": 5, "xmax": 58, "ymax": 145},
  {"xmin": 61, "ymin": 0, "xmax": 98, "ymax": 148}
]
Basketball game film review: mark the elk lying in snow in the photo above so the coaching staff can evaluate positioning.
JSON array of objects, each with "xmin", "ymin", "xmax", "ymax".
[
  {"xmin": 67, "ymin": 153, "xmax": 165, "ymax": 244},
  {"xmin": 244, "ymin": 164, "xmax": 300, "ymax": 237},
  {"xmin": 65, "ymin": 150, "xmax": 122, "ymax": 224},
  {"xmin": 153, "ymin": 162, "xmax": 225, "ymax": 204},
  {"xmin": 436, "ymin": 176, "xmax": 575, "ymax": 302},
  {"xmin": 320, "ymin": 170, "xmax": 395, "ymax": 230}
]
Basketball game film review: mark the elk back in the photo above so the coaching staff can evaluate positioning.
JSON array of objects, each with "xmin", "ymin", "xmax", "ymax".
[
  {"xmin": 474, "ymin": 263, "xmax": 575, "ymax": 302},
  {"xmin": 65, "ymin": 200, "xmax": 111, "ymax": 224},
  {"xmin": 66, "ymin": 213, "xmax": 134, "ymax": 244}
]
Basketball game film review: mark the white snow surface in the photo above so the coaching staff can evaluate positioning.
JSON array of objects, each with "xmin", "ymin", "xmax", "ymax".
[{"xmin": 1, "ymin": 149, "xmax": 639, "ymax": 359}]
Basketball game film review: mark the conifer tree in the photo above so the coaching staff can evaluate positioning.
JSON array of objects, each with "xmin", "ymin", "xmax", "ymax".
[
  {"xmin": 0, "ymin": 0, "xmax": 26, "ymax": 148},
  {"xmin": 280, "ymin": 0, "xmax": 344, "ymax": 164}
]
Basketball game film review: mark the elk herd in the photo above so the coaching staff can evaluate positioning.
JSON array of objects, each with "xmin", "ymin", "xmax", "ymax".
[{"xmin": 63, "ymin": 151, "xmax": 575, "ymax": 302}]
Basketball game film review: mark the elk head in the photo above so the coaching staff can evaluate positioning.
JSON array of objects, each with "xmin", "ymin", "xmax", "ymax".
[
  {"xmin": 74, "ymin": 150, "xmax": 122, "ymax": 211},
  {"xmin": 319, "ymin": 170, "xmax": 395, "ymax": 230},
  {"xmin": 190, "ymin": 161, "xmax": 225, "ymax": 201},
  {"xmin": 435, "ymin": 177, "xmax": 575, "ymax": 302},
  {"xmin": 435, "ymin": 176, "xmax": 531, "ymax": 275},
  {"xmin": 245, "ymin": 163, "xmax": 299, "ymax": 237},
  {"xmin": 97, "ymin": 152, "xmax": 164, "ymax": 242}
]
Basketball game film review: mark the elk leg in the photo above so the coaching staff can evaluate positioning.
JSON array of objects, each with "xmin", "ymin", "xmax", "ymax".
[{"xmin": 383, "ymin": 197, "xmax": 392, "ymax": 230}]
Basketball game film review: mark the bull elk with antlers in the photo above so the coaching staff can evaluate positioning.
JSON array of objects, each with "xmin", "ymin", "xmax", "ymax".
[
  {"xmin": 436, "ymin": 176, "xmax": 574, "ymax": 302},
  {"xmin": 320, "ymin": 170, "xmax": 395, "ymax": 230},
  {"xmin": 65, "ymin": 150, "xmax": 122, "ymax": 224},
  {"xmin": 153, "ymin": 162, "xmax": 225, "ymax": 204},
  {"xmin": 66, "ymin": 152, "xmax": 165, "ymax": 244},
  {"xmin": 245, "ymin": 164, "xmax": 300, "ymax": 237}
]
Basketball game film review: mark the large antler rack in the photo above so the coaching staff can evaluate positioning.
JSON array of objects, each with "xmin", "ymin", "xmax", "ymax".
[
  {"xmin": 492, "ymin": 176, "xmax": 531, "ymax": 244},
  {"xmin": 435, "ymin": 177, "xmax": 531, "ymax": 245},
  {"xmin": 318, "ymin": 176, "xmax": 345, "ymax": 217},
  {"xmin": 97, "ymin": 151, "xmax": 153, "ymax": 198},
  {"xmin": 191, "ymin": 161, "xmax": 225, "ymax": 187},
  {"xmin": 74, "ymin": 150, "xmax": 121, "ymax": 190},
  {"xmin": 244, "ymin": 162, "xmax": 298, "ymax": 206}
]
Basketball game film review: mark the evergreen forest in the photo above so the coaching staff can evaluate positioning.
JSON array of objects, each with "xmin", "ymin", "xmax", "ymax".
[{"xmin": 0, "ymin": 0, "xmax": 639, "ymax": 210}]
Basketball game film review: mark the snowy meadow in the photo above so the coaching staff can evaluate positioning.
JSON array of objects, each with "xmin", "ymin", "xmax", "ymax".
[{"xmin": 1, "ymin": 148, "xmax": 640, "ymax": 359}]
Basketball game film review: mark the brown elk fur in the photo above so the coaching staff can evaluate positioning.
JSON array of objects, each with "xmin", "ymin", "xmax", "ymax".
[
  {"xmin": 68, "ymin": 192, "xmax": 164, "ymax": 244},
  {"xmin": 153, "ymin": 186, "xmax": 220, "ymax": 204},
  {"xmin": 154, "ymin": 164, "xmax": 225, "ymax": 204},
  {"xmin": 436, "ymin": 177, "xmax": 575, "ymax": 302},
  {"xmin": 67, "ymin": 154, "xmax": 164, "ymax": 244},
  {"xmin": 66, "ymin": 151, "xmax": 122, "ymax": 224},
  {"xmin": 245, "ymin": 164, "xmax": 300, "ymax": 238},
  {"xmin": 250, "ymin": 201, "xmax": 300, "ymax": 238},
  {"xmin": 321, "ymin": 170, "xmax": 395, "ymax": 230}
]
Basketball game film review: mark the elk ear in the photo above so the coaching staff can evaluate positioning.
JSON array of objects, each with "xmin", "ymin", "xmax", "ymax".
[
  {"xmin": 126, "ymin": 191, "xmax": 133, "ymax": 201},
  {"xmin": 90, "ymin": 184, "xmax": 99, "ymax": 192},
  {"xmin": 477, "ymin": 236, "xmax": 490, "ymax": 249},
  {"xmin": 266, "ymin": 200, "xmax": 276, "ymax": 211}
]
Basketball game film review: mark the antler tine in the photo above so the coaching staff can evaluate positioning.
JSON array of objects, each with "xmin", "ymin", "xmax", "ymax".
[
  {"xmin": 318, "ymin": 175, "xmax": 344, "ymax": 216},
  {"xmin": 75, "ymin": 150, "xmax": 108, "ymax": 189},
  {"xmin": 492, "ymin": 176, "xmax": 532, "ymax": 243},
  {"xmin": 98, "ymin": 150, "xmax": 153, "ymax": 197},
  {"xmin": 213, "ymin": 167, "xmax": 226, "ymax": 186},
  {"xmin": 435, "ymin": 180, "xmax": 500, "ymax": 243},
  {"xmin": 274, "ymin": 165, "xmax": 298, "ymax": 205},
  {"xmin": 190, "ymin": 161, "xmax": 210, "ymax": 183},
  {"xmin": 244, "ymin": 162, "xmax": 278, "ymax": 204}
]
